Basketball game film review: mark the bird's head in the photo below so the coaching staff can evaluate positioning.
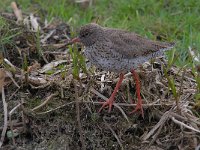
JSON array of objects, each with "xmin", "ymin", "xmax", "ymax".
[{"xmin": 71, "ymin": 23, "xmax": 103, "ymax": 46}]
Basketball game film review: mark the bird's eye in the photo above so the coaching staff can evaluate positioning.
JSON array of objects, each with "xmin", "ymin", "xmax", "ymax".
[{"xmin": 83, "ymin": 32, "xmax": 89, "ymax": 37}]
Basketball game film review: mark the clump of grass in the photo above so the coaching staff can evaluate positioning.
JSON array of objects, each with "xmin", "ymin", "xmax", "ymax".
[
  {"xmin": 163, "ymin": 48, "xmax": 180, "ymax": 111},
  {"xmin": 194, "ymin": 75, "xmax": 200, "ymax": 112},
  {"xmin": 0, "ymin": 16, "xmax": 21, "ymax": 73},
  {"xmin": 0, "ymin": 16, "xmax": 21, "ymax": 48},
  {"xmin": 69, "ymin": 44, "xmax": 87, "ymax": 79},
  {"xmin": 195, "ymin": 74, "xmax": 200, "ymax": 95},
  {"xmin": 22, "ymin": 53, "xmax": 28, "ymax": 84},
  {"xmin": 36, "ymin": 29, "xmax": 43, "ymax": 58},
  {"xmin": 191, "ymin": 58, "xmax": 200, "ymax": 109}
]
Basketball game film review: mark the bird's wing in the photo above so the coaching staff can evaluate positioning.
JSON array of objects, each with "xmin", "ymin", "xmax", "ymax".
[{"xmin": 105, "ymin": 29, "xmax": 174, "ymax": 59}]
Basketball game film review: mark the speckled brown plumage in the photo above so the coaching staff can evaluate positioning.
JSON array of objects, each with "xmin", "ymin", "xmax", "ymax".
[
  {"xmin": 72, "ymin": 23, "xmax": 175, "ymax": 117},
  {"xmin": 78, "ymin": 23, "xmax": 174, "ymax": 73}
]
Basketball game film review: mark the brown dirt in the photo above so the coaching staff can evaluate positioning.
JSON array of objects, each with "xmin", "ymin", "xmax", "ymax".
[{"xmin": 0, "ymin": 13, "xmax": 199, "ymax": 150}]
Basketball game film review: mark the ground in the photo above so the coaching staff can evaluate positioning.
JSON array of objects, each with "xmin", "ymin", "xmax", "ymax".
[{"xmin": 0, "ymin": 1, "xmax": 200, "ymax": 150}]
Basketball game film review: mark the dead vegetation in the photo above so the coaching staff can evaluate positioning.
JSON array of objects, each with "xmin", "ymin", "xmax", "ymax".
[{"xmin": 0, "ymin": 2, "xmax": 200, "ymax": 150}]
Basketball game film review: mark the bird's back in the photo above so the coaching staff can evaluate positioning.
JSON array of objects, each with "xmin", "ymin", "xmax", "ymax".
[{"xmin": 103, "ymin": 27, "xmax": 175, "ymax": 59}]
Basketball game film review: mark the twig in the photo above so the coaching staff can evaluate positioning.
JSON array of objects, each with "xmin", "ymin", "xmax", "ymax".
[
  {"xmin": 73, "ymin": 80, "xmax": 86, "ymax": 150},
  {"xmin": 90, "ymin": 87, "xmax": 130, "ymax": 123},
  {"xmin": 36, "ymin": 102, "xmax": 74, "ymax": 115},
  {"xmin": 20, "ymin": 97, "xmax": 26, "ymax": 134},
  {"xmin": 15, "ymin": 74, "xmax": 48, "ymax": 85},
  {"xmin": 4, "ymin": 58, "xmax": 17, "ymax": 72},
  {"xmin": 41, "ymin": 29, "xmax": 56, "ymax": 44},
  {"xmin": 30, "ymin": 14, "xmax": 41, "ymax": 31},
  {"xmin": 8, "ymin": 87, "xmax": 20, "ymax": 100},
  {"xmin": 5, "ymin": 71, "xmax": 20, "ymax": 88},
  {"xmin": 184, "ymin": 112, "xmax": 200, "ymax": 126},
  {"xmin": 103, "ymin": 118, "xmax": 124, "ymax": 150},
  {"xmin": 0, "ymin": 87, "xmax": 7, "ymax": 148},
  {"xmin": 60, "ymin": 86, "xmax": 64, "ymax": 98},
  {"xmin": 142, "ymin": 110, "xmax": 171, "ymax": 141},
  {"xmin": 9, "ymin": 103, "xmax": 21, "ymax": 146},
  {"xmin": 113, "ymin": 72, "xmax": 132, "ymax": 83},
  {"xmin": 91, "ymin": 102, "xmax": 173, "ymax": 107},
  {"xmin": 31, "ymin": 92, "xmax": 59, "ymax": 111},
  {"xmin": 189, "ymin": 46, "xmax": 200, "ymax": 63},
  {"xmin": 171, "ymin": 117, "xmax": 200, "ymax": 133},
  {"xmin": 11, "ymin": 2, "xmax": 23, "ymax": 22},
  {"xmin": 195, "ymin": 145, "xmax": 200, "ymax": 150},
  {"xmin": 39, "ymin": 60, "xmax": 68, "ymax": 73},
  {"xmin": 0, "ymin": 122, "xmax": 24, "ymax": 130},
  {"xmin": 29, "ymin": 82, "xmax": 51, "ymax": 89},
  {"xmin": 35, "ymin": 101, "xmax": 173, "ymax": 116},
  {"xmin": 43, "ymin": 50, "xmax": 68, "ymax": 55},
  {"xmin": 42, "ymin": 42, "xmax": 73, "ymax": 49},
  {"xmin": 190, "ymin": 122, "xmax": 198, "ymax": 147},
  {"xmin": 149, "ymin": 119, "xmax": 165, "ymax": 145}
]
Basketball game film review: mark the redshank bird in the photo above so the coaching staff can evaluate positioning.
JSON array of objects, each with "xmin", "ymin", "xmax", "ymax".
[{"xmin": 72, "ymin": 23, "xmax": 174, "ymax": 117}]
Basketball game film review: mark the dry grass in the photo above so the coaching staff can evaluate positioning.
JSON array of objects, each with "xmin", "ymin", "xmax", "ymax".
[{"xmin": 0, "ymin": 7, "xmax": 200, "ymax": 150}]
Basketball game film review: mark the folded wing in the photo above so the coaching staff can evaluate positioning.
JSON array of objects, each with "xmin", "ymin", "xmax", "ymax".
[{"xmin": 105, "ymin": 28, "xmax": 174, "ymax": 59}]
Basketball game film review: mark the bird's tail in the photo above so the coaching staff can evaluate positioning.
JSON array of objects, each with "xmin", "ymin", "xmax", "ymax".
[{"xmin": 163, "ymin": 42, "xmax": 175, "ymax": 51}]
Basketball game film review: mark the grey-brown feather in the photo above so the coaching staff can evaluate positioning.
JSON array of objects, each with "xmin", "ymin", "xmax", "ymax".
[
  {"xmin": 79, "ymin": 23, "xmax": 175, "ymax": 73},
  {"xmin": 103, "ymin": 27, "xmax": 174, "ymax": 58}
]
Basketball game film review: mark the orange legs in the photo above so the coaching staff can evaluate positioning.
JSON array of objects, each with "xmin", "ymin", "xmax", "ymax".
[
  {"xmin": 98, "ymin": 70, "xmax": 144, "ymax": 118},
  {"xmin": 130, "ymin": 69, "xmax": 144, "ymax": 118},
  {"xmin": 98, "ymin": 73, "xmax": 124, "ymax": 113}
]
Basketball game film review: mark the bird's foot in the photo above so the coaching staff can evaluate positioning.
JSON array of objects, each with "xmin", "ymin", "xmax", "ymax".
[
  {"xmin": 98, "ymin": 73, "xmax": 124, "ymax": 113},
  {"xmin": 130, "ymin": 100, "xmax": 144, "ymax": 118},
  {"xmin": 98, "ymin": 97, "xmax": 115, "ymax": 113}
]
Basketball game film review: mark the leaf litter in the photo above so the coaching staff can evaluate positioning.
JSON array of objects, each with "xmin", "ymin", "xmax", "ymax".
[{"xmin": 0, "ymin": 3, "xmax": 200, "ymax": 150}]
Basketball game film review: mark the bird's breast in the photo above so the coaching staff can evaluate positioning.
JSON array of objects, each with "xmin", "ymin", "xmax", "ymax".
[{"xmin": 84, "ymin": 45, "xmax": 131, "ymax": 73}]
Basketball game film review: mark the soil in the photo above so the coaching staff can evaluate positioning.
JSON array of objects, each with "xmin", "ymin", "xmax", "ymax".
[{"xmin": 0, "ymin": 12, "xmax": 199, "ymax": 150}]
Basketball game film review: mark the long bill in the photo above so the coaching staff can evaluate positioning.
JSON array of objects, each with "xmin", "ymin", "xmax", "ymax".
[{"xmin": 71, "ymin": 37, "xmax": 81, "ymax": 43}]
